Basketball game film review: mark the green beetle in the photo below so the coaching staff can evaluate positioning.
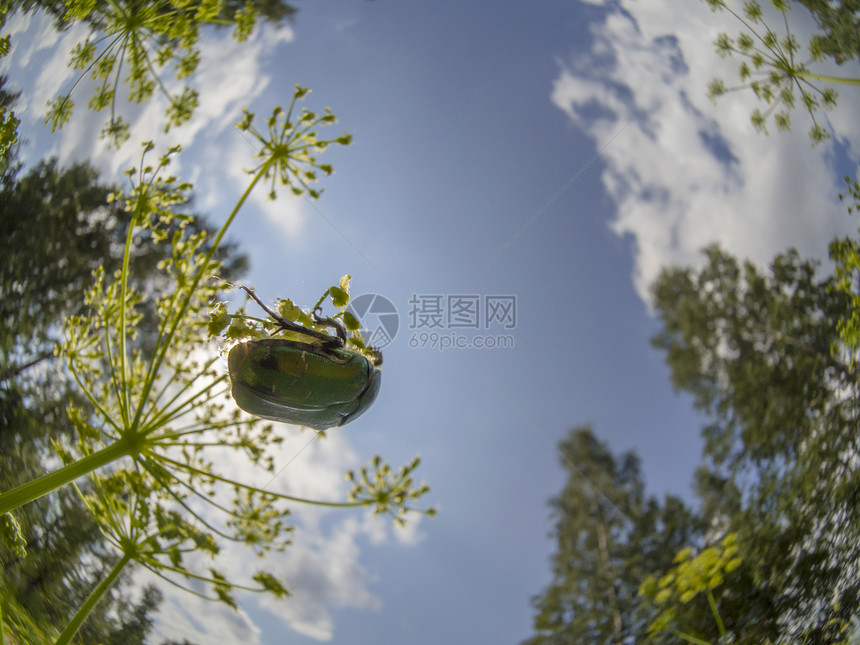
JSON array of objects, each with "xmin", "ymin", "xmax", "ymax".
[{"xmin": 227, "ymin": 286, "xmax": 382, "ymax": 430}]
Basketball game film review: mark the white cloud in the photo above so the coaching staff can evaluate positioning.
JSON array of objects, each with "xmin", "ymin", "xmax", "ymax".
[
  {"xmin": 0, "ymin": 8, "xmax": 64, "ymax": 71},
  {"xmin": 149, "ymin": 576, "xmax": 264, "ymax": 645},
  {"xmin": 391, "ymin": 512, "xmax": 426, "ymax": 546},
  {"xmin": 31, "ymin": 21, "xmax": 87, "ymax": 110},
  {"xmin": 147, "ymin": 507, "xmax": 386, "ymax": 643},
  {"xmin": 553, "ymin": 0, "xmax": 860, "ymax": 302},
  {"xmin": 256, "ymin": 515, "xmax": 384, "ymax": 641}
]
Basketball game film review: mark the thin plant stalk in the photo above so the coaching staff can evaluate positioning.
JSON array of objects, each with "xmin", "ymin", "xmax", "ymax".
[
  {"xmin": 796, "ymin": 72, "xmax": 860, "ymax": 86},
  {"xmin": 706, "ymin": 589, "xmax": 727, "ymax": 641},
  {"xmin": 671, "ymin": 629, "xmax": 713, "ymax": 645},
  {"xmin": 0, "ymin": 440, "xmax": 134, "ymax": 514},
  {"xmin": 54, "ymin": 552, "xmax": 132, "ymax": 645}
]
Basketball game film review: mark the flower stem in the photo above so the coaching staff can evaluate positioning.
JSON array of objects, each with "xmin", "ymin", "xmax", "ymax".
[
  {"xmin": 706, "ymin": 589, "xmax": 727, "ymax": 640},
  {"xmin": 796, "ymin": 72, "xmax": 860, "ymax": 86},
  {"xmin": 54, "ymin": 552, "xmax": 132, "ymax": 645},
  {"xmin": 155, "ymin": 453, "xmax": 367, "ymax": 508},
  {"xmin": 0, "ymin": 439, "xmax": 133, "ymax": 515},
  {"xmin": 670, "ymin": 629, "xmax": 712, "ymax": 645}
]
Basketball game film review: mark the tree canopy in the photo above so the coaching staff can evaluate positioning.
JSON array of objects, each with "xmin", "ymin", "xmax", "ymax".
[
  {"xmin": 526, "ymin": 242, "xmax": 860, "ymax": 645},
  {"xmin": 651, "ymin": 244, "xmax": 858, "ymax": 641},
  {"xmin": 524, "ymin": 426, "xmax": 701, "ymax": 645},
  {"xmin": 794, "ymin": 0, "xmax": 860, "ymax": 64}
]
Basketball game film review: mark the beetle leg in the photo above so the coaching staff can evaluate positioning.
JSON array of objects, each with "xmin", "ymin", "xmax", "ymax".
[
  {"xmin": 312, "ymin": 308, "xmax": 348, "ymax": 345},
  {"xmin": 239, "ymin": 285, "xmax": 284, "ymax": 322},
  {"xmin": 238, "ymin": 285, "xmax": 339, "ymax": 345},
  {"xmin": 310, "ymin": 308, "xmax": 383, "ymax": 365}
]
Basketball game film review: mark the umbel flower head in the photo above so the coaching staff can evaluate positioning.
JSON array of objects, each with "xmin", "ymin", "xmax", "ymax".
[
  {"xmin": 44, "ymin": 0, "xmax": 261, "ymax": 147},
  {"xmin": 236, "ymin": 84, "xmax": 352, "ymax": 200},
  {"xmin": 704, "ymin": 0, "xmax": 853, "ymax": 145}
]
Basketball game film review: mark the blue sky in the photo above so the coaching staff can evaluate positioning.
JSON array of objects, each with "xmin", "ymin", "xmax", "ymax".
[{"xmin": 4, "ymin": 0, "xmax": 860, "ymax": 642}]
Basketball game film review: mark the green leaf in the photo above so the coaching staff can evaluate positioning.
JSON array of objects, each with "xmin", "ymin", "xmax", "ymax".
[
  {"xmin": 725, "ymin": 557, "xmax": 742, "ymax": 573},
  {"xmin": 0, "ymin": 511, "xmax": 27, "ymax": 557},
  {"xmin": 342, "ymin": 311, "xmax": 360, "ymax": 331},
  {"xmin": 208, "ymin": 302, "xmax": 231, "ymax": 337},
  {"xmin": 655, "ymin": 588, "xmax": 672, "ymax": 604},
  {"xmin": 639, "ymin": 576, "xmax": 658, "ymax": 598},
  {"xmin": 329, "ymin": 286, "xmax": 349, "ymax": 308},
  {"xmin": 276, "ymin": 298, "xmax": 303, "ymax": 321},
  {"xmin": 253, "ymin": 571, "xmax": 290, "ymax": 597},
  {"xmin": 674, "ymin": 546, "xmax": 694, "ymax": 563}
]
